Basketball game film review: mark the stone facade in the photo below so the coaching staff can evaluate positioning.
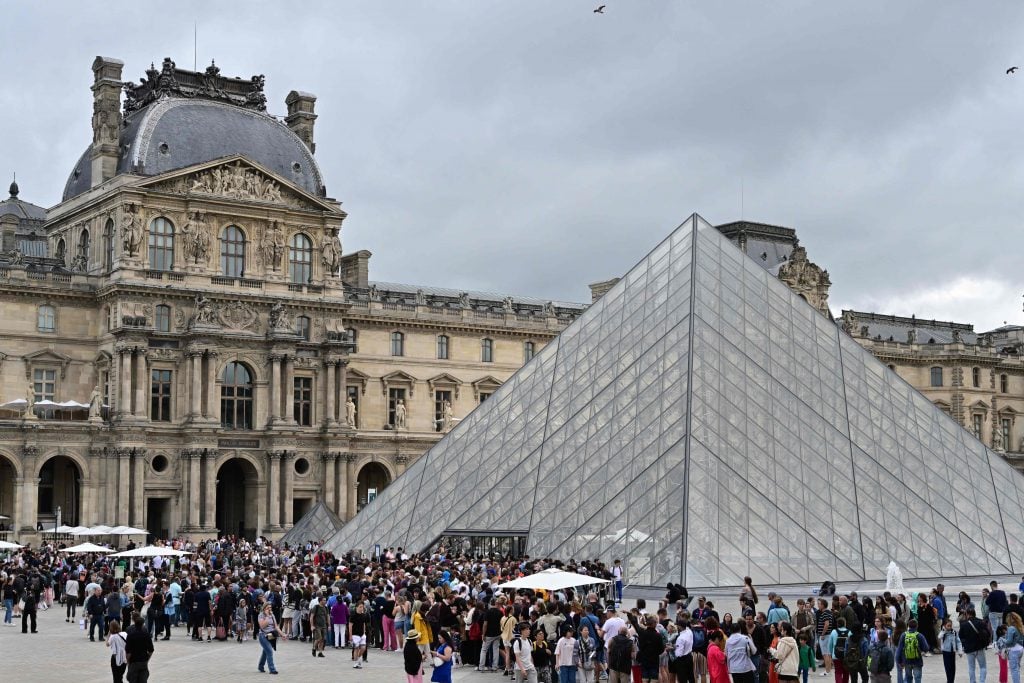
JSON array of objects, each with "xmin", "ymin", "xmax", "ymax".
[{"xmin": 0, "ymin": 57, "xmax": 583, "ymax": 545}]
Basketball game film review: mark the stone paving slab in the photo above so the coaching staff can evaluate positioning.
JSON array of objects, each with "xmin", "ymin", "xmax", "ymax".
[{"xmin": 0, "ymin": 604, "xmax": 970, "ymax": 683}]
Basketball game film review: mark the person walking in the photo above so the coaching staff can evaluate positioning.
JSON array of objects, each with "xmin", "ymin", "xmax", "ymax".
[
  {"xmin": 86, "ymin": 586, "xmax": 106, "ymax": 641},
  {"xmin": 65, "ymin": 573, "xmax": 80, "ymax": 623},
  {"xmin": 866, "ymin": 631, "xmax": 894, "ymax": 683},
  {"xmin": 515, "ymin": 623, "xmax": 541, "ymax": 683},
  {"xmin": 556, "ymin": 626, "xmax": 579, "ymax": 683},
  {"xmin": 895, "ymin": 619, "xmax": 929, "ymax": 683},
  {"xmin": 350, "ymin": 600, "xmax": 370, "ymax": 668},
  {"xmin": 310, "ymin": 592, "xmax": 328, "ymax": 658},
  {"xmin": 406, "ymin": 628, "xmax": 426, "ymax": 683},
  {"xmin": 1004, "ymin": 613, "xmax": 1024, "ymax": 683},
  {"xmin": 989, "ymin": 584, "xmax": 1010, "ymax": 636},
  {"xmin": 20, "ymin": 584, "xmax": 37, "ymax": 634},
  {"xmin": 432, "ymin": 630, "xmax": 456, "ymax": 683},
  {"xmin": 257, "ymin": 601, "xmax": 288, "ymax": 674},
  {"xmin": 125, "ymin": 614, "xmax": 154, "ymax": 683},
  {"xmin": 960, "ymin": 607, "xmax": 991, "ymax": 683},
  {"xmin": 939, "ymin": 619, "xmax": 963, "ymax": 683},
  {"xmin": 107, "ymin": 620, "xmax": 128, "ymax": 683}
]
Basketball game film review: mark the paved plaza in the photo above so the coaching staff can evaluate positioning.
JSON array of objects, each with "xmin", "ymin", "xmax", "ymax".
[{"xmin": 2, "ymin": 600, "xmax": 974, "ymax": 683}]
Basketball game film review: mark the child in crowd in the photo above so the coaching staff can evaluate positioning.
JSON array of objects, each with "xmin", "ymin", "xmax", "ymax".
[
  {"xmin": 234, "ymin": 597, "xmax": 249, "ymax": 642},
  {"xmin": 997, "ymin": 625, "xmax": 1009, "ymax": 683},
  {"xmin": 797, "ymin": 632, "xmax": 816, "ymax": 683}
]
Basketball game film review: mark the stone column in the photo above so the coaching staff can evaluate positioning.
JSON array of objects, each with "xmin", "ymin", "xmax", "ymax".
[
  {"xmin": 117, "ymin": 449, "xmax": 130, "ymax": 526},
  {"xmin": 281, "ymin": 451, "xmax": 294, "ymax": 528},
  {"xmin": 133, "ymin": 348, "xmax": 148, "ymax": 418},
  {"xmin": 202, "ymin": 451, "xmax": 217, "ymax": 530},
  {"xmin": 345, "ymin": 454, "xmax": 357, "ymax": 520},
  {"xmin": 321, "ymin": 452, "xmax": 336, "ymax": 513},
  {"xmin": 268, "ymin": 354, "xmax": 281, "ymax": 424},
  {"xmin": 119, "ymin": 347, "xmax": 132, "ymax": 417},
  {"xmin": 188, "ymin": 352, "xmax": 203, "ymax": 418},
  {"xmin": 186, "ymin": 450, "xmax": 200, "ymax": 529},
  {"xmin": 18, "ymin": 477, "xmax": 38, "ymax": 534},
  {"xmin": 267, "ymin": 451, "xmax": 281, "ymax": 529},
  {"xmin": 283, "ymin": 355, "xmax": 296, "ymax": 424},
  {"xmin": 10, "ymin": 474, "xmax": 22, "ymax": 533},
  {"xmin": 204, "ymin": 350, "xmax": 220, "ymax": 422},
  {"xmin": 131, "ymin": 448, "xmax": 146, "ymax": 527},
  {"xmin": 324, "ymin": 359, "xmax": 337, "ymax": 426}
]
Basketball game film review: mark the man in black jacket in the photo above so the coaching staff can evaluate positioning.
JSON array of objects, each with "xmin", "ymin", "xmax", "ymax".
[
  {"xmin": 607, "ymin": 630, "xmax": 636, "ymax": 683},
  {"xmin": 637, "ymin": 616, "xmax": 664, "ymax": 683},
  {"xmin": 959, "ymin": 608, "xmax": 989, "ymax": 683},
  {"xmin": 125, "ymin": 614, "xmax": 154, "ymax": 683},
  {"xmin": 85, "ymin": 586, "xmax": 106, "ymax": 641}
]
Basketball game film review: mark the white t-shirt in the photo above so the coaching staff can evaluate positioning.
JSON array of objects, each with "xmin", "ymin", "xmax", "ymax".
[
  {"xmin": 513, "ymin": 638, "xmax": 536, "ymax": 671},
  {"xmin": 603, "ymin": 616, "xmax": 627, "ymax": 649}
]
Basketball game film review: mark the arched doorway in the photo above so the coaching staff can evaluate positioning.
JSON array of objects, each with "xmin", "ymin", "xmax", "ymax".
[
  {"xmin": 0, "ymin": 456, "xmax": 16, "ymax": 535},
  {"xmin": 356, "ymin": 463, "xmax": 391, "ymax": 512},
  {"xmin": 216, "ymin": 458, "xmax": 259, "ymax": 539},
  {"xmin": 38, "ymin": 456, "xmax": 81, "ymax": 526}
]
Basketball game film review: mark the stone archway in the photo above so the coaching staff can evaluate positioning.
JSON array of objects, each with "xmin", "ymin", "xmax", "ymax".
[
  {"xmin": 356, "ymin": 462, "xmax": 391, "ymax": 513},
  {"xmin": 0, "ymin": 453, "xmax": 18, "ymax": 534},
  {"xmin": 216, "ymin": 458, "xmax": 259, "ymax": 539},
  {"xmin": 38, "ymin": 455, "xmax": 81, "ymax": 526}
]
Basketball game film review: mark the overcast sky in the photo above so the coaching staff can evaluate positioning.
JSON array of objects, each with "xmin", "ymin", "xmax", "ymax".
[{"xmin": 3, "ymin": 2, "xmax": 1023, "ymax": 330}]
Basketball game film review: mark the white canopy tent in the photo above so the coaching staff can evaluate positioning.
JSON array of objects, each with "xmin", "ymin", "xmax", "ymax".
[
  {"xmin": 108, "ymin": 526, "xmax": 148, "ymax": 536},
  {"xmin": 493, "ymin": 568, "xmax": 611, "ymax": 591},
  {"xmin": 0, "ymin": 540, "xmax": 23, "ymax": 549},
  {"xmin": 110, "ymin": 545, "xmax": 190, "ymax": 558},
  {"xmin": 60, "ymin": 542, "xmax": 114, "ymax": 553}
]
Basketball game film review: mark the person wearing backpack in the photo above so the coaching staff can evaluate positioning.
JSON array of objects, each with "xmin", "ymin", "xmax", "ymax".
[
  {"xmin": 960, "ymin": 607, "xmax": 991, "ymax": 683},
  {"xmin": 608, "ymin": 629, "xmax": 636, "ymax": 683},
  {"xmin": 895, "ymin": 619, "xmax": 930, "ymax": 683},
  {"xmin": 828, "ymin": 618, "xmax": 854, "ymax": 683},
  {"xmin": 866, "ymin": 630, "xmax": 894, "ymax": 683}
]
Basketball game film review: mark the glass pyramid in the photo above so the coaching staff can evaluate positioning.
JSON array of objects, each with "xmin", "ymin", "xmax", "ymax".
[
  {"xmin": 280, "ymin": 500, "xmax": 345, "ymax": 547},
  {"xmin": 325, "ymin": 214, "xmax": 1024, "ymax": 587}
]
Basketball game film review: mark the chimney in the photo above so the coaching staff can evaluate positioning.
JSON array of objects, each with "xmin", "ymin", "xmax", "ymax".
[
  {"xmin": 339, "ymin": 250, "xmax": 372, "ymax": 289},
  {"xmin": 588, "ymin": 277, "xmax": 620, "ymax": 303},
  {"xmin": 285, "ymin": 90, "xmax": 317, "ymax": 153},
  {"xmin": 90, "ymin": 56, "xmax": 124, "ymax": 188}
]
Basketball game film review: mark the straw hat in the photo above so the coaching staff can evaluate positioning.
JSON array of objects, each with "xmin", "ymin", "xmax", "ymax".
[{"xmin": 407, "ymin": 629, "xmax": 421, "ymax": 641}]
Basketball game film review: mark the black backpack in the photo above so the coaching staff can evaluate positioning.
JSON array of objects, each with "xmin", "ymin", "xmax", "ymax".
[
  {"xmin": 609, "ymin": 634, "xmax": 633, "ymax": 672},
  {"xmin": 834, "ymin": 628, "xmax": 851, "ymax": 660}
]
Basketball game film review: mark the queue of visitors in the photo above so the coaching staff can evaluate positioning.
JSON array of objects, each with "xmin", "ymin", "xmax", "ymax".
[{"xmin": 4, "ymin": 538, "xmax": 1024, "ymax": 683}]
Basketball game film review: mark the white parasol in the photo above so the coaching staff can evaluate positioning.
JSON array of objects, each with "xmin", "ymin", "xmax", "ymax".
[
  {"xmin": 109, "ymin": 545, "xmax": 191, "ymax": 558},
  {"xmin": 493, "ymin": 568, "xmax": 611, "ymax": 591},
  {"xmin": 60, "ymin": 542, "xmax": 114, "ymax": 553},
  {"xmin": 0, "ymin": 540, "xmax": 23, "ymax": 549}
]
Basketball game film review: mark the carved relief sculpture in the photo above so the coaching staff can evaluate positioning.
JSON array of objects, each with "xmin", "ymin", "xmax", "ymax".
[
  {"xmin": 268, "ymin": 302, "xmax": 293, "ymax": 333},
  {"xmin": 181, "ymin": 211, "xmax": 210, "ymax": 265},
  {"xmin": 259, "ymin": 220, "xmax": 286, "ymax": 270},
  {"xmin": 218, "ymin": 300, "xmax": 260, "ymax": 332},
  {"xmin": 321, "ymin": 233, "xmax": 342, "ymax": 276},
  {"xmin": 189, "ymin": 294, "xmax": 220, "ymax": 329},
  {"xmin": 120, "ymin": 203, "xmax": 143, "ymax": 257},
  {"xmin": 187, "ymin": 162, "xmax": 285, "ymax": 204}
]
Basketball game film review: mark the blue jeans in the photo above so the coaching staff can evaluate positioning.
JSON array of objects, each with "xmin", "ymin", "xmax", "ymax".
[
  {"xmin": 258, "ymin": 633, "xmax": 278, "ymax": 673},
  {"xmin": 966, "ymin": 650, "xmax": 987, "ymax": 683},
  {"xmin": 800, "ymin": 668, "xmax": 809, "ymax": 683},
  {"xmin": 3, "ymin": 598, "xmax": 12, "ymax": 624},
  {"xmin": 991, "ymin": 614, "xmax": 1004, "ymax": 636},
  {"xmin": 560, "ymin": 665, "xmax": 578, "ymax": 683},
  {"xmin": 615, "ymin": 580, "xmax": 623, "ymax": 602},
  {"xmin": 1009, "ymin": 647, "xmax": 1023, "ymax": 683},
  {"xmin": 904, "ymin": 665, "xmax": 922, "ymax": 683}
]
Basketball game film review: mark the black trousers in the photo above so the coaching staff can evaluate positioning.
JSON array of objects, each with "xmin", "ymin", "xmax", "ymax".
[
  {"xmin": 21, "ymin": 610, "xmax": 36, "ymax": 633},
  {"xmin": 126, "ymin": 661, "xmax": 149, "ymax": 683},
  {"xmin": 676, "ymin": 654, "xmax": 696, "ymax": 683},
  {"xmin": 111, "ymin": 656, "xmax": 127, "ymax": 683},
  {"xmin": 732, "ymin": 673, "xmax": 756, "ymax": 683}
]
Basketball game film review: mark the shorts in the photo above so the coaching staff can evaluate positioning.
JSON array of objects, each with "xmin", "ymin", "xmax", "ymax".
[
  {"xmin": 693, "ymin": 652, "xmax": 707, "ymax": 677},
  {"xmin": 195, "ymin": 613, "xmax": 211, "ymax": 628},
  {"xmin": 818, "ymin": 636, "xmax": 831, "ymax": 655},
  {"xmin": 352, "ymin": 634, "xmax": 366, "ymax": 647},
  {"xmin": 641, "ymin": 665, "xmax": 659, "ymax": 680}
]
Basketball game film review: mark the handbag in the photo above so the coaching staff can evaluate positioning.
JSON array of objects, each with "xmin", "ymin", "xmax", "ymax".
[
  {"xmin": 17, "ymin": 599, "xmax": 24, "ymax": 611},
  {"xmin": 433, "ymin": 656, "xmax": 444, "ymax": 667}
]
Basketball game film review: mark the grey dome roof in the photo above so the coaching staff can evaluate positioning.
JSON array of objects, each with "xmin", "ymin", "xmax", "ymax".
[{"xmin": 63, "ymin": 97, "xmax": 325, "ymax": 202}]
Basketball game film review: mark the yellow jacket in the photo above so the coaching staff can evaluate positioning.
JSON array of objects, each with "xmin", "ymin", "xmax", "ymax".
[{"xmin": 413, "ymin": 612, "xmax": 432, "ymax": 645}]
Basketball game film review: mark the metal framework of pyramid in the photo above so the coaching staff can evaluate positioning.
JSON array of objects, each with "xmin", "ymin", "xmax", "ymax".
[
  {"xmin": 326, "ymin": 214, "xmax": 1024, "ymax": 588},
  {"xmin": 280, "ymin": 500, "xmax": 345, "ymax": 547}
]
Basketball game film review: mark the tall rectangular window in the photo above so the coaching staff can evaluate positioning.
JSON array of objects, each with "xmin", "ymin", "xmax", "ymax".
[
  {"xmin": 388, "ymin": 387, "xmax": 406, "ymax": 427},
  {"xmin": 434, "ymin": 390, "xmax": 452, "ymax": 432},
  {"xmin": 481, "ymin": 338, "xmax": 493, "ymax": 363},
  {"xmin": 150, "ymin": 369, "xmax": 173, "ymax": 422},
  {"xmin": 33, "ymin": 368, "xmax": 56, "ymax": 402},
  {"xmin": 1001, "ymin": 374, "xmax": 1009, "ymax": 393},
  {"xmin": 479, "ymin": 392, "xmax": 492, "ymax": 404},
  {"xmin": 437, "ymin": 335, "xmax": 449, "ymax": 360},
  {"xmin": 973, "ymin": 367, "xmax": 981, "ymax": 388},
  {"xmin": 155, "ymin": 305, "xmax": 171, "ymax": 333},
  {"xmin": 973, "ymin": 414, "xmax": 984, "ymax": 440},
  {"xmin": 297, "ymin": 316, "xmax": 311, "ymax": 341},
  {"xmin": 524, "ymin": 341, "xmax": 535, "ymax": 362},
  {"xmin": 929, "ymin": 366, "xmax": 943, "ymax": 387},
  {"xmin": 1003, "ymin": 418, "xmax": 1012, "ymax": 452},
  {"xmin": 37, "ymin": 305, "xmax": 56, "ymax": 332},
  {"xmin": 293, "ymin": 376, "xmax": 313, "ymax": 426},
  {"xmin": 391, "ymin": 331, "xmax": 404, "ymax": 357}
]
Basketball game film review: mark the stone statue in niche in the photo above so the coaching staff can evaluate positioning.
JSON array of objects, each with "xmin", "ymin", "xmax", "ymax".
[
  {"xmin": 88, "ymin": 385, "xmax": 103, "ymax": 421},
  {"xmin": 415, "ymin": 289, "xmax": 426, "ymax": 306},
  {"xmin": 993, "ymin": 427, "xmax": 1005, "ymax": 452},
  {"xmin": 345, "ymin": 397, "xmax": 357, "ymax": 428},
  {"xmin": 120, "ymin": 204, "xmax": 143, "ymax": 257},
  {"xmin": 268, "ymin": 301, "xmax": 293, "ymax": 332},
  {"xmin": 952, "ymin": 329, "xmax": 962, "ymax": 343},
  {"xmin": 259, "ymin": 221, "xmax": 286, "ymax": 270},
  {"xmin": 321, "ymin": 234, "xmax": 342, "ymax": 276},
  {"xmin": 441, "ymin": 400, "xmax": 454, "ymax": 431},
  {"xmin": 181, "ymin": 211, "xmax": 210, "ymax": 264},
  {"xmin": 394, "ymin": 399, "xmax": 407, "ymax": 429},
  {"xmin": 7, "ymin": 248, "xmax": 23, "ymax": 265}
]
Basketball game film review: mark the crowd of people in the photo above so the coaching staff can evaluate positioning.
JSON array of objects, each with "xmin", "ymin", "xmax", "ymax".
[{"xmin": 3, "ymin": 538, "xmax": 1024, "ymax": 683}]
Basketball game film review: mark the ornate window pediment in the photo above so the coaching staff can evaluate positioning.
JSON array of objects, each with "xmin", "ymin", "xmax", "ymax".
[
  {"xmin": 346, "ymin": 368, "xmax": 370, "ymax": 396},
  {"xmin": 472, "ymin": 375, "xmax": 503, "ymax": 400},
  {"xmin": 381, "ymin": 370, "xmax": 417, "ymax": 397},
  {"xmin": 427, "ymin": 372, "xmax": 463, "ymax": 399},
  {"xmin": 970, "ymin": 400, "xmax": 991, "ymax": 412},
  {"xmin": 24, "ymin": 349, "xmax": 73, "ymax": 379}
]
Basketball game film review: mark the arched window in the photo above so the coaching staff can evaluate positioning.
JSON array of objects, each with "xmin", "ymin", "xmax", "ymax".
[
  {"xmin": 524, "ymin": 341, "xmax": 535, "ymax": 362},
  {"xmin": 155, "ymin": 304, "xmax": 171, "ymax": 333},
  {"xmin": 289, "ymin": 233, "xmax": 312, "ymax": 283},
  {"xmin": 481, "ymin": 338, "xmax": 494, "ymax": 363},
  {"xmin": 437, "ymin": 334, "xmax": 449, "ymax": 360},
  {"xmin": 103, "ymin": 219, "xmax": 114, "ymax": 270},
  {"xmin": 37, "ymin": 305, "xmax": 56, "ymax": 332},
  {"xmin": 148, "ymin": 217, "xmax": 175, "ymax": 271},
  {"xmin": 221, "ymin": 362, "xmax": 254, "ymax": 430},
  {"xmin": 297, "ymin": 315, "xmax": 311, "ymax": 341},
  {"xmin": 929, "ymin": 366, "xmax": 943, "ymax": 387},
  {"xmin": 220, "ymin": 225, "xmax": 246, "ymax": 277},
  {"xmin": 391, "ymin": 331, "xmax": 404, "ymax": 357},
  {"xmin": 55, "ymin": 238, "xmax": 66, "ymax": 266}
]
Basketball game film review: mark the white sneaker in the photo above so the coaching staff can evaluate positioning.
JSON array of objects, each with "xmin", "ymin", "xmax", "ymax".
[{"xmin": 353, "ymin": 663, "xmax": 360, "ymax": 669}]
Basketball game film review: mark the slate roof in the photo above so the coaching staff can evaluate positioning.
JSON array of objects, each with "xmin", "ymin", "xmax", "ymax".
[
  {"xmin": 0, "ymin": 182, "xmax": 46, "ymax": 221},
  {"xmin": 843, "ymin": 310, "xmax": 978, "ymax": 344},
  {"xmin": 63, "ymin": 97, "xmax": 324, "ymax": 202},
  {"xmin": 363, "ymin": 280, "xmax": 587, "ymax": 311}
]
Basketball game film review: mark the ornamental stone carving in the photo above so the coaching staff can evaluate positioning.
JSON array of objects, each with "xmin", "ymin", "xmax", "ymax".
[
  {"xmin": 181, "ymin": 211, "xmax": 211, "ymax": 265},
  {"xmin": 120, "ymin": 203, "xmax": 143, "ymax": 257},
  {"xmin": 321, "ymin": 233, "xmax": 342, "ymax": 276},
  {"xmin": 268, "ymin": 302, "xmax": 293, "ymax": 333},
  {"xmin": 219, "ymin": 300, "xmax": 259, "ymax": 332},
  {"xmin": 259, "ymin": 221, "xmax": 287, "ymax": 271},
  {"xmin": 777, "ymin": 245, "xmax": 831, "ymax": 316},
  {"xmin": 189, "ymin": 162, "xmax": 284, "ymax": 203},
  {"xmin": 189, "ymin": 294, "xmax": 220, "ymax": 330}
]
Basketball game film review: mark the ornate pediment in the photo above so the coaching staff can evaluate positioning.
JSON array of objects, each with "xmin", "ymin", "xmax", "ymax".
[
  {"xmin": 141, "ymin": 158, "xmax": 338, "ymax": 212},
  {"xmin": 24, "ymin": 349, "xmax": 73, "ymax": 379}
]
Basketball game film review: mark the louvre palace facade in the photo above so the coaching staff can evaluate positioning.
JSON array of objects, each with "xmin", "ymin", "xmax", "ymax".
[{"xmin": 0, "ymin": 57, "xmax": 584, "ymax": 545}]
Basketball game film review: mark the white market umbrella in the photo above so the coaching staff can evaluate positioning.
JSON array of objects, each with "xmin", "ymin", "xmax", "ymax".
[
  {"xmin": 493, "ymin": 568, "xmax": 611, "ymax": 591},
  {"xmin": 0, "ymin": 540, "xmax": 23, "ymax": 549},
  {"xmin": 86, "ymin": 525, "xmax": 114, "ymax": 534},
  {"xmin": 61, "ymin": 542, "xmax": 114, "ymax": 553},
  {"xmin": 67, "ymin": 526, "xmax": 92, "ymax": 535},
  {"xmin": 110, "ymin": 545, "xmax": 190, "ymax": 558},
  {"xmin": 109, "ymin": 526, "xmax": 148, "ymax": 535}
]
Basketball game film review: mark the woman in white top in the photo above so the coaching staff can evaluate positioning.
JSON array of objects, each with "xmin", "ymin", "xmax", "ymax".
[
  {"xmin": 64, "ymin": 575, "xmax": 80, "ymax": 622},
  {"xmin": 106, "ymin": 620, "xmax": 128, "ymax": 683},
  {"xmin": 554, "ymin": 627, "xmax": 578, "ymax": 683}
]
